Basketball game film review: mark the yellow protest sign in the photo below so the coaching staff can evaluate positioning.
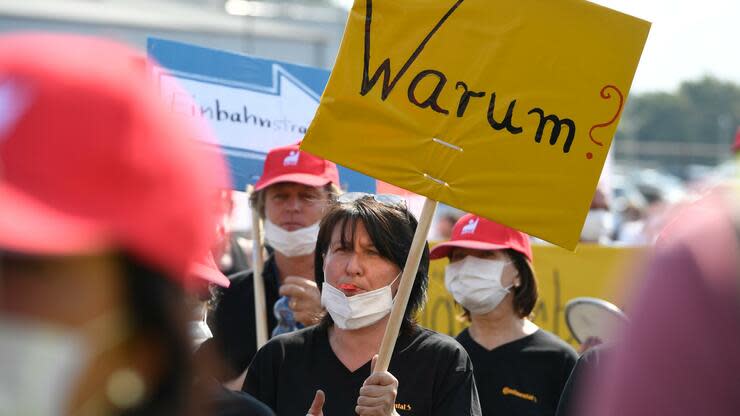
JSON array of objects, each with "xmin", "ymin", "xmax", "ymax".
[
  {"xmin": 418, "ymin": 243, "xmax": 645, "ymax": 346},
  {"xmin": 302, "ymin": 0, "xmax": 650, "ymax": 249}
]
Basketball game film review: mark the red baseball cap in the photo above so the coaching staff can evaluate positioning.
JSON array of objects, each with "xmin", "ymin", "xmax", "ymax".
[
  {"xmin": 187, "ymin": 253, "xmax": 230, "ymax": 288},
  {"xmin": 430, "ymin": 214, "xmax": 533, "ymax": 261},
  {"xmin": 0, "ymin": 33, "xmax": 229, "ymax": 282},
  {"xmin": 254, "ymin": 143, "xmax": 339, "ymax": 191}
]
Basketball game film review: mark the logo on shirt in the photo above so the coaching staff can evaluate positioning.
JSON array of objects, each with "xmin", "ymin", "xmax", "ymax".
[
  {"xmin": 460, "ymin": 217, "xmax": 479, "ymax": 235},
  {"xmin": 283, "ymin": 150, "xmax": 300, "ymax": 166},
  {"xmin": 502, "ymin": 386, "xmax": 538, "ymax": 403},
  {"xmin": 394, "ymin": 403, "xmax": 413, "ymax": 412}
]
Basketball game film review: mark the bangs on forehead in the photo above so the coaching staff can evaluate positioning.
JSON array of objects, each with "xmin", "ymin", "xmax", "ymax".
[
  {"xmin": 332, "ymin": 203, "xmax": 398, "ymax": 261},
  {"xmin": 335, "ymin": 215, "xmax": 360, "ymax": 249}
]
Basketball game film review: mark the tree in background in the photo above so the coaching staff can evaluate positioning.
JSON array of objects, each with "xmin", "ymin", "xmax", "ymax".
[{"xmin": 615, "ymin": 76, "xmax": 740, "ymax": 173}]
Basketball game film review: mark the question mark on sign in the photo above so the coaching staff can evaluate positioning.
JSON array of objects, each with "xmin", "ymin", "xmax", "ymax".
[{"xmin": 586, "ymin": 85, "xmax": 624, "ymax": 160}]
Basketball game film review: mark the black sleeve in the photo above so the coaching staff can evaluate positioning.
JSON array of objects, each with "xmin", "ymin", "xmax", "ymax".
[
  {"xmin": 211, "ymin": 271, "xmax": 259, "ymax": 381},
  {"xmin": 211, "ymin": 386, "xmax": 276, "ymax": 416},
  {"xmin": 432, "ymin": 345, "xmax": 482, "ymax": 416},
  {"xmin": 243, "ymin": 338, "xmax": 283, "ymax": 411},
  {"xmin": 560, "ymin": 346, "xmax": 579, "ymax": 390},
  {"xmin": 555, "ymin": 345, "xmax": 609, "ymax": 416},
  {"xmin": 553, "ymin": 344, "xmax": 579, "ymax": 412}
]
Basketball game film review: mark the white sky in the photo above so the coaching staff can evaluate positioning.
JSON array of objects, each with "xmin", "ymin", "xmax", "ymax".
[{"xmin": 334, "ymin": 0, "xmax": 740, "ymax": 93}]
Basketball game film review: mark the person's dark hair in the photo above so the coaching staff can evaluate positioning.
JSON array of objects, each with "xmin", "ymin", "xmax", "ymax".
[
  {"xmin": 120, "ymin": 256, "xmax": 199, "ymax": 416},
  {"xmin": 508, "ymin": 249, "xmax": 538, "ymax": 318},
  {"xmin": 314, "ymin": 197, "xmax": 429, "ymax": 332},
  {"xmin": 460, "ymin": 249, "xmax": 538, "ymax": 320}
]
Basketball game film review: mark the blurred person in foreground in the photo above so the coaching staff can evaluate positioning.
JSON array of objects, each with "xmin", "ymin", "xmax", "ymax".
[
  {"xmin": 244, "ymin": 194, "xmax": 481, "ymax": 415},
  {"xmin": 206, "ymin": 143, "xmax": 340, "ymax": 388},
  {"xmin": 431, "ymin": 214, "xmax": 577, "ymax": 416},
  {"xmin": 188, "ymin": 256, "xmax": 274, "ymax": 416},
  {"xmin": 582, "ymin": 172, "xmax": 740, "ymax": 415},
  {"xmin": 0, "ymin": 33, "xmax": 228, "ymax": 415}
]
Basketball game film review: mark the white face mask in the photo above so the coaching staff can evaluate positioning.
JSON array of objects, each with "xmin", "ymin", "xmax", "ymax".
[
  {"xmin": 445, "ymin": 257, "xmax": 514, "ymax": 315},
  {"xmin": 189, "ymin": 311, "xmax": 213, "ymax": 350},
  {"xmin": 321, "ymin": 275, "xmax": 399, "ymax": 330},
  {"xmin": 580, "ymin": 209, "xmax": 614, "ymax": 243},
  {"xmin": 0, "ymin": 317, "xmax": 88, "ymax": 416},
  {"xmin": 264, "ymin": 219, "xmax": 320, "ymax": 257}
]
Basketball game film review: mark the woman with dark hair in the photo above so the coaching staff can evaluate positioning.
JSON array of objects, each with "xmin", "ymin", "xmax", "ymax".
[
  {"xmin": 244, "ymin": 195, "xmax": 481, "ymax": 416},
  {"xmin": 430, "ymin": 214, "xmax": 577, "ymax": 416}
]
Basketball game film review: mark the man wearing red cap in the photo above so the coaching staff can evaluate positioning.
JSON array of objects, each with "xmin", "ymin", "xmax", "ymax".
[
  {"xmin": 0, "ymin": 33, "xmax": 234, "ymax": 415},
  {"xmin": 430, "ymin": 214, "xmax": 577, "ymax": 416},
  {"xmin": 187, "ymin": 255, "xmax": 278, "ymax": 416},
  {"xmin": 187, "ymin": 254, "xmax": 232, "ymax": 350},
  {"xmin": 208, "ymin": 143, "xmax": 340, "ymax": 387}
]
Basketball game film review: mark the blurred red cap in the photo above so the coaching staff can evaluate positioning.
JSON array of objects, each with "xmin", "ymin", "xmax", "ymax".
[
  {"xmin": 430, "ymin": 214, "xmax": 533, "ymax": 261},
  {"xmin": 254, "ymin": 142, "xmax": 339, "ymax": 191},
  {"xmin": 0, "ymin": 33, "xmax": 229, "ymax": 282},
  {"xmin": 187, "ymin": 253, "xmax": 230, "ymax": 288}
]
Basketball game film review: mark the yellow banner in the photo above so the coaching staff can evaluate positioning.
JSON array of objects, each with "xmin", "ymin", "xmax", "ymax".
[
  {"xmin": 302, "ymin": 0, "xmax": 650, "ymax": 249},
  {"xmin": 418, "ymin": 244, "xmax": 645, "ymax": 345}
]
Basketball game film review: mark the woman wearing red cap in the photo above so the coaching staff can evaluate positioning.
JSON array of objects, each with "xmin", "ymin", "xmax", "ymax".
[
  {"xmin": 430, "ymin": 214, "xmax": 577, "ymax": 416},
  {"xmin": 245, "ymin": 195, "xmax": 481, "ymax": 416},
  {"xmin": 208, "ymin": 143, "xmax": 341, "ymax": 387}
]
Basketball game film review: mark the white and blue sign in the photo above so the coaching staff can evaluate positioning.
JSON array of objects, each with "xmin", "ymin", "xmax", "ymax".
[{"xmin": 147, "ymin": 38, "xmax": 374, "ymax": 192}]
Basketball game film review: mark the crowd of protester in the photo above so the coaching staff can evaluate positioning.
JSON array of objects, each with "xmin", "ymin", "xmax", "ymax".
[{"xmin": 1, "ymin": 33, "xmax": 738, "ymax": 416}]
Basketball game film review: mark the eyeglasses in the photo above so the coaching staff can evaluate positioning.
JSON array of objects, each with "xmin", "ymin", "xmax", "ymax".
[{"xmin": 335, "ymin": 192, "xmax": 407, "ymax": 208}]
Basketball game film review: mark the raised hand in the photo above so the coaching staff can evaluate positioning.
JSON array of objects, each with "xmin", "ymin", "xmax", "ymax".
[{"xmin": 306, "ymin": 389, "xmax": 325, "ymax": 416}]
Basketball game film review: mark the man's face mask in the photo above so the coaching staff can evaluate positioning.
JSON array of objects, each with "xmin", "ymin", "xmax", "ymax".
[{"xmin": 263, "ymin": 219, "xmax": 320, "ymax": 257}]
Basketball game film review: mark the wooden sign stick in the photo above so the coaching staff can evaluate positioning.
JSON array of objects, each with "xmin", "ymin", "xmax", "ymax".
[
  {"xmin": 375, "ymin": 197, "xmax": 438, "ymax": 372},
  {"xmin": 247, "ymin": 185, "xmax": 269, "ymax": 348}
]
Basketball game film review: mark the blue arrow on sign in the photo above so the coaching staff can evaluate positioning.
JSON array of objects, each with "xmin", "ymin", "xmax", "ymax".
[{"xmin": 147, "ymin": 37, "xmax": 374, "ymax": 192}]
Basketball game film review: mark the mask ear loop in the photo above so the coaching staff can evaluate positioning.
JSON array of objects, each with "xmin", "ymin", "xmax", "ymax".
[
  {"xmin": 501, "ymin": 261, "xmax": 519, "ymax": 292},
  {"xmin": 388, "ymin": 272, "xmax": 403, "ymax": 303},
  {"xmin": 390, "ymin": 271, "xmax": 402, "ymax": 287}
]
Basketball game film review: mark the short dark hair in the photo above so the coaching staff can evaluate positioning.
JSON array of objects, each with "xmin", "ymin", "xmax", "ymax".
[
  {"xmin": 314, "ymin": 197, "xmax": 429, "ymax": 331},
  {"xmin": 508, "ymin": 249, "xmax": 538, "ymax": 318},
  {"xmin": 460, "ymin": 248, "xmax": 538, "ymax": 320}
]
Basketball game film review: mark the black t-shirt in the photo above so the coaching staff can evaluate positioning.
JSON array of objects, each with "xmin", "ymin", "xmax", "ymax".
[
  {"xmin": 245, "ymin": 324, "xmax": 482, "ymax": 416},
  {"xmin": 457, "ymin": 328, "xmax": 577, "ymax": 416},
  {"xmin": 208, "ymin": 256, "xmax": 280, "ymax": 381},
  {"xmin": 208, "ymin": 382, "xmax": 276, "ymax": 416}
]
